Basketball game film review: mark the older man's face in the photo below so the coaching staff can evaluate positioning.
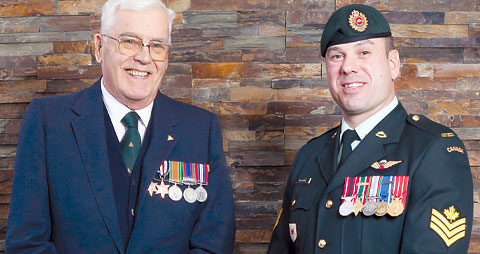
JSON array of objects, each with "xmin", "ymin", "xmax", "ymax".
[
  {"xmin": 325, "ymin": 38, "xmax": 400, "ymax": 126},
  {"xmin": 95, "ymin": 7, "xmax": 170, "ymax": 110}
]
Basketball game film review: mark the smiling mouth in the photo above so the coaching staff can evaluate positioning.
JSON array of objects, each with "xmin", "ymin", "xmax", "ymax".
[
  {"xmin": 127, "ymin": 69, "xmax": 149, "ymax": 78},
  {"xmin": 343, "ymin": 82, "xmax": 365, "ymax": 88}
]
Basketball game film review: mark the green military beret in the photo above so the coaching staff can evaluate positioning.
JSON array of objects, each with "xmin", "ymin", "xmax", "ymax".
[{"xmin": 321, "ymin": 4, "xmax": 391, "ymax": 57}]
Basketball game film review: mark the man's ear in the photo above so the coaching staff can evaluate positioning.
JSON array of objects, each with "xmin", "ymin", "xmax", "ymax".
[
  {"xmin": 388, "ymin": 49, "xmax": 401, "ymax": 80},
  {"xmin": 94, "ymin": 34, "xmax": 103, "ymax": 64}
]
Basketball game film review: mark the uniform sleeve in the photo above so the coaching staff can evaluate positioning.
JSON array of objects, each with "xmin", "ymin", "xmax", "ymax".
[
  {"xmin": 400, "ymin": 136, "xmax": 473, "ymax": 253},
  {"xmin": 268, "ymin": 154, "xmax": 302, "ymax": 254},
  {"xmin": 189, "ymin": 114, "xmax": 235, "ymax": 254},
  {"xmin": 5, "ymin": 99, "xmax": 57, "ymax": 253}
]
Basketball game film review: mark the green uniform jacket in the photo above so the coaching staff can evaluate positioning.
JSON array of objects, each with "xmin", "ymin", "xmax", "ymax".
[{"xmin": 269, "ymin": 104, "xmax": 473, "ymax": 254}]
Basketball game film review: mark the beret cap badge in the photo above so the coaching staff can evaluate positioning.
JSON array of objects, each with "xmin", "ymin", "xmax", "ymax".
[{"xmin": 349, "ymin": 10, "xmax": 368, "ymax": 32}]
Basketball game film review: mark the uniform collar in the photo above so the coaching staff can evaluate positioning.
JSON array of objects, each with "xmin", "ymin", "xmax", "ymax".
[{"xmin": 340, "ymin": 96, "xmax": 398, "ymax": 141}]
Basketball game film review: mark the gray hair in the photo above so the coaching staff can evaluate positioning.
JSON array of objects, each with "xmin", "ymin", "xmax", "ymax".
[{"xmin": 100, "ymin": 0, "xmax": 176, "ymax": 43}]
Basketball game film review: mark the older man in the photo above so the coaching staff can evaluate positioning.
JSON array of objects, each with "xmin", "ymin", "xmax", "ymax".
[
  {"xmin": 269, "ymin": 4, "xmax": 473, "ymax": 253},
  {"xmin": 6, "ymin": 0, "xmax": 235, "ymax": 253}
]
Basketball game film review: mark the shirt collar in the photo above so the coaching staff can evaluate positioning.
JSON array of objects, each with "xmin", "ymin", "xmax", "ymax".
[
  {"xmin": 100, "ymin": 78, "xmax": 153, "ymax": 128},
  {"xmin": 340, "ymin": 96, "xmax": 398, "ymax": 141}
]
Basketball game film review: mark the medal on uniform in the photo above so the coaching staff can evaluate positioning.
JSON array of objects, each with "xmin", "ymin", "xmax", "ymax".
[
  {"xmin": 387, "ymin": 176, "xmax": 409, "ymax": 217},
  {"xmin": 168, "ymin": 161, "xmax": 183, "ymax": 201},
  {"xmin": 353, "ymin": 176, "xmax": 369, "ymax": 216},
  {"xmin": 363, "ymin": 176, "xmax": 380, "ymax": 216},
  {"xmin": 376, "ymin": 176, "xmax": 392, "ymax": 216},
  {"xmin": 339, "ymin": 177, "xmax": 354, "ymax": 216},
  {"xmin": 183, "ymin": 162, "xmax": 197, "ymax": 203},
  {"xmin": 154, "ymin": 160, "xmax": 170, "ymax": 198},
  {"xmin": 195, "ymin": 163, "xmax": 209, "ymax": 202}
]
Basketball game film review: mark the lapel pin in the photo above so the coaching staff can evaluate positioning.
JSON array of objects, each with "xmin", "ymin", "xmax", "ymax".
[
  {"xmin": 167, "ymin": 135, "xmax": 174, "ymax": 141},
  {"xmin": 375, "ymin": 131, "xmax": 387, "ymax": 138},
  {"xmin": 331, "ymin": 132, "xmax": 337, "ymax": 139},
  {"xmin": 371, "ymin": 159, "xmax": 402, "ymax": 170}
]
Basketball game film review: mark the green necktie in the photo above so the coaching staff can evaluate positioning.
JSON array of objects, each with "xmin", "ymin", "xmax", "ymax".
[{"xmin": 120, "ymin": 111, "xmax": 141, "ymax": 175}]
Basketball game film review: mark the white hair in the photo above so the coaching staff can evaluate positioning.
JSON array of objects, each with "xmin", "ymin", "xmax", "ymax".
[{"xmin": 100, "ymin": 0, "xmax": 176, "ymax": 43}]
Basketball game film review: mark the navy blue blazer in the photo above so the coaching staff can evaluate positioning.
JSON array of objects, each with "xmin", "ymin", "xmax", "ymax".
[{"xmin": 6, "ymin": 80, "xmax": 235, "ymax": 254}]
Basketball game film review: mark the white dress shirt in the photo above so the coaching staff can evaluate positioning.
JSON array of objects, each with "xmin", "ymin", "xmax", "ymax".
[
  {"xmin": 338, "ymin": 97, "xmax": 399, "ymax": 162},
  {"xmin": 101, "ymin": 78, "xmax": 153, "ymax": 143}
]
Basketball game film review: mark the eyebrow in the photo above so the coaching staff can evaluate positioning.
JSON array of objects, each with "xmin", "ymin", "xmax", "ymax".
[
  {"xmin": 119, "ymin": 32, "xmax": 168, "ymax": 43},
  {"xmin": 326, "ymin": 39, "xmax": 375, "ymax": 54}
]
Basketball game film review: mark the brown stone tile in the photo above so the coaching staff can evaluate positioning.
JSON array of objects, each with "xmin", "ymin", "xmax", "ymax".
[
  {"xmin": 190, "ymin": 0, "xmax": 278, "ymax": 11},
  {"xmin": 391, "ymin": 24, "xmax": 469, "ymax": 38},
  {"xmin": 285, "ymin": 114, "xmax": 341, "ymax": 128},
  {"xmin": 384, "ymin": 11, "xmax": 444, "ymax": 25},
  {"xmin": 45, "ymin": 79, "xmax": 95, "ymax": 93},
  {"xmin": 0, "ymin": 80, "xmax": 46, "ymax": 93},
  {"xmin": 37, "ymin": 54, "xmax": 92, "ymax": 68},
  {"xmin": 238, "ymin": 10, "xmax": 285, "ymax": 26},
  {"xmin": 0, "ymin": 104, "xmax": 28, "ymax": 119},
  {"xmin": 230, "ymin": 87, "xmax": 277, "ymax": 103},
  {"xmin": 192, "ymin": 78, "xmax": 240, "ymax": 88},
  {"xmin": 399, "ymin": 47, "xmax": 464, "ymax": 63},
  {"xmin": 241, "ymin": 49, "xmax": 286, "ymax": 63},
  {"xmin": 0, "ymin": 1, "xmax": 56, "ymax": 17},
  {"xmin": 37, "ymin": 65, "xmax": 102, "ymax": 80},
  {"xmin": 267, "ymin": 101, "xmax": 337, "ymax": 115},
  {"xmin": 0, "ymin": 93, "xmax": 33, "ymax": 103},
  {"xmin": 58, "ymin": 0, "xmax": 104, "ymax": 15},
  {"xmin": 192, "ymin": 87, "xmax": 229, "ymax": 102},
  {"xmin": 395, "ymin": 77, "xmax": 457, "ymax": 90},
  {"xmin": 192, "ymin": 63, "xmax": 321, "ymax": 79},
  {"xmin": 277, "ymin": 88, "xmax": 332, "ymax": 102},
  {"xmin": 248, "ymin": 115, "xmax": 284, "ymax": 131},
  {"xmin": 228, "ymin": 140, "xmax": 284, "ymax": 166},
  {"xmin": 433, "ymin": 64, "xmax": 480, "ymax": 78},
  {"xmin": 445, "ymin": 12, "xmax": 480, "ymax": 24},
  {"xmin": 286, "ymin": 11, "xmax": 331, "ymax": 25},
  {"xmin": 170, "ymin": 49, "xmax": 242, "ymax": 63},
  {"xmin": 53, "ymin": 41, "xmax": 91, "ymax": 54}
]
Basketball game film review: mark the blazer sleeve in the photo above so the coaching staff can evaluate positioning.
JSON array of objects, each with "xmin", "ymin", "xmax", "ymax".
[
  {"xmin": 189, "ymin": 114, "xmax": 235, "ymax": 254},
  {"xmin": 5, "ymin": 99, "xmax": 57, "ymax": 253},
  {"xmin": 400, "ymin": 136, "xmax": 473, "ymax": 253}
]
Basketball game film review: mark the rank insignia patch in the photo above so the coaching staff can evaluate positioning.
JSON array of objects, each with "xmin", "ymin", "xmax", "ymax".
[
  {"xmin": 441, "ymin": 132, "xmax": 455, "ymax": 138},
  {"xmin": 349, "ymin": 10, "xmax": 368, "ymax": 32},
  {"xmin": 430, "ymin": 206, "xmax": 466, "ymax": 247},
  {"xmin": 375, "ymin": 131, "xmax": 387, "ymax": 138},
  {"xmin": 371, "ymin": 159, "xmax": 402, "ymax": 170}
]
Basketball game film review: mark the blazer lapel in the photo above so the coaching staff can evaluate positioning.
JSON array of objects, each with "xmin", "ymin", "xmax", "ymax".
[
  {"xmin": 316, "ymin": 128, "xmax": 340, "ymax": 184},
  {"xmin": 326, "ymin": 104, "xmax": 408, "ymax": 193},
  {"xmin": 71, "ymin": 81, "xmax": 124, "ymax": 253},
  {"xmin": 136, "ymin": 93, "xmax": 179, "ymax": 211}
]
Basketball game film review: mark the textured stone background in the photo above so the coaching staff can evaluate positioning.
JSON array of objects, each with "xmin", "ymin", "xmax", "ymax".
[{"xmin": 0, "ymin": 0, "xmax": 478, "ymax": 253}]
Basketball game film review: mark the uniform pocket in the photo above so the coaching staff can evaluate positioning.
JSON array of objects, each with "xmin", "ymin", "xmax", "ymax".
[{"xmin": 289, "ymin": 185, "xmax": 319, "ymax": 253}]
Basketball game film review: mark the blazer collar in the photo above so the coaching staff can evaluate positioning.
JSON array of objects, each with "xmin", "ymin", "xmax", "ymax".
[{"xmin": 70, "ymin": 80, "xmax": 124, "ymax": 253}]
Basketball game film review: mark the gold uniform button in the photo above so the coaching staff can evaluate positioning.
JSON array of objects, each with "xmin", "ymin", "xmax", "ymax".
[
  {"xmin": 318, "ymin": 239, "xmax": 326, "ymax": 248},
  {"xmin": 326, "ymin": 200, "xmax": 333, "ymax": 208},
  {"xmin": 412, "ymin": 115, "xmax": 420, "ymax": 121},
  {"xmin": 291, "ymin": 200, "xmax": 296, "ymax": 206}
]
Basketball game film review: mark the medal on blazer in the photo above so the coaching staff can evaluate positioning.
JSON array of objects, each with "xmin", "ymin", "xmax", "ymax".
[
  {"xmin": 183, "ymin": 162, "xmax": 197, "ymax": 203},
  {"xmin": 339, "ymin": 177, "xmax": 354, "ymax": 216},
  {"xmin": 195, "ymin": 163, "xmax": 209, "ymax": 202},
  {"xmin": 168, "ymin": 161, "xmax": 183, "ymax": 201},
  {"xmin": 154, "ymin": 160, "xmax": 171, "ymax": 198}
]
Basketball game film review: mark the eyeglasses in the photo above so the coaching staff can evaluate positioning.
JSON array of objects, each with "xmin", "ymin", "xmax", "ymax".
[{"xmin": 102, "ymin": 34, "xmax": 171, "ymax": 61}]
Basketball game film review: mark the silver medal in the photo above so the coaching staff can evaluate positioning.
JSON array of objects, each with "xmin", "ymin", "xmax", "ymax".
[
  {"xmin": 339, "ymin": 197, "xmax": 354, "ymax": 216},
  {"xmin": 362, "ymin": 200, "xmax": 377, "ymax": 216},
  {"xmin": 195, "ymin": 185, "xmax": 208, "ymax": 202},
  {"xmin": 169, "ymin": 184, "xmax": 182, "ymax": 201},
  {"xmin": 183, "ymin": 186, "xmax": 197, "ymax": 203}
]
